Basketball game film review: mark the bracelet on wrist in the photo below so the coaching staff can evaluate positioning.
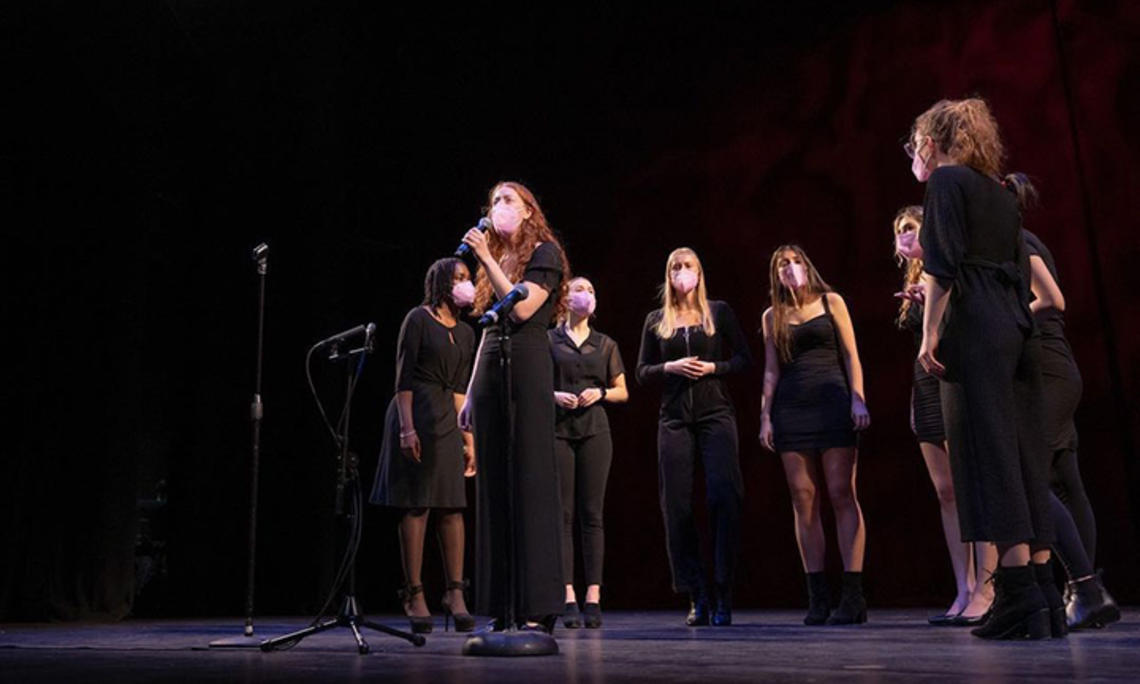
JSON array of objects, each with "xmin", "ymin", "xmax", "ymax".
[
  {"xmin": 399, "ymin": 429, "xmax": 417, "ymax": 438},
  {"xmin": 600, "ymin": 386, "xmax": 607, "ymax": 400}
]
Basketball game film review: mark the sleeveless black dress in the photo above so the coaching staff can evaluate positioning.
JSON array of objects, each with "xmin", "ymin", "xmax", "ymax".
[
  {"xmin": 903, "ymin": 303, "xmax": 946, "ymax": 445},
  {"xmin": 470, "ymin": 242, "xmax": 564, "ymax": 620},
  {"xmin": 771, "ymin": 295, "xmax": 855, "ymax": 453}
]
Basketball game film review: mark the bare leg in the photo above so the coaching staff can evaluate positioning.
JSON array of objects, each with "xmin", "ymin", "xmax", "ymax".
[
  {"xmin": 998, "ymin": 542, "xmax": 1031, "ymax": 567},
  {"xmin": 960, "ymin": 542, "xmax": 997, "ymax": 618},
  {"xmin": 919, "ymin": 441, "xmax": 971, "ymax": 614},
  {"xmin": 585, "ymin": 584, "xmax": 601, "ymax": 604},
  {"xmin": 436, "ymin": 510, "xmax": 470, "ymax": 616},
  {"xmin": 821, "ymin": 447, "xmax": 866, "ymax": 572},
  {"xmin": 780, "ymin": 451, "xmax": 826, "ymax": 572},
  {"xmin": 399, "ymin": 509, "xmax": 430, "ymax": 617}
]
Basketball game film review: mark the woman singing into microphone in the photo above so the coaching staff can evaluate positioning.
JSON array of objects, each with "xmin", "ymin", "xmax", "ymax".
[
  {"xmin": 550, "ymin": 277, "xmax": 628, "ymax": 629},
  {"xmin": 370, "ymin": 257, "xmax": 477, "ymax": 633},
  {"xmin": 759, "ymin": 245, "xmax": 870, "ymax": 626},
  {"xmin": 636, "ymin": 247, "xmax": 751, "ymax": 627},
  {"xmin": 458, "ymin": 181, "xmax": 570, "ymax": 633}
]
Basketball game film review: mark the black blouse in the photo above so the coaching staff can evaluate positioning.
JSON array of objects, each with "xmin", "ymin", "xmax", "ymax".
[
  {"xmin": 636, "ymin": 300, "xmax": 752, "ymax": 421},
  {"xmin": 1022, "ymin": 229, "xmax": 1066, "ymax": 343},
  {"xmin": 549, "ymin": 326, "xmax": 626, "ymax": 439}
]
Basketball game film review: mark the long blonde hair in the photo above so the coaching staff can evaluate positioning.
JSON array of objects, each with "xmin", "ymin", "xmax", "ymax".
[
  {"xmin": 768, "ymin": 245, "xmax": 832, "ymax": 363},
  {"xmin": 654, "ymin": 247, "xmax": 716, "ymax": 339},
  {"xmin": 892, "ymin": 206, "xmax": 924, "ymax": 327},
  {"xmin": 912, "ymin": 98, "xmax": 1005, "ymax": 178}
]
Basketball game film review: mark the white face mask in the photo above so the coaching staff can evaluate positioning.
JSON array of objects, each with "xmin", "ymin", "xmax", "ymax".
[{"xmin": 491, "ymin": 204, "xmax": 523, "ymax": 238}]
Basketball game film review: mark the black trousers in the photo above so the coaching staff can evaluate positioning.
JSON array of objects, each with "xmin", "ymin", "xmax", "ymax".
[
  {"xmin": 657, "ymin": 412, "xmax": 743, "ymax": 593},
  {"xmin": 555, "ymin": 433, "xmax": 613, "ymax": 586},
  {"xmin": 1051, "ymin": 447, "xmax": 1097, "ymax": 563}
]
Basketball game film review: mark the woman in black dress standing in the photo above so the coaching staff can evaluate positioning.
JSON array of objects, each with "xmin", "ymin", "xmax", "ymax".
[
  {"xmin": 371, "ymin": 257, "xmax": 478, "ymax": 633},
  {"xmin": 636, "ymin": 247, "xmax": 751, "ymax": 627},
  {"xmin": 907, "ymin": 98, "xmax": 1056, "ymax": 640},
  {"xmin": 759, "ymin": 245, "xmax": 871, "ymax": 626},
  {"xmin": 458, "ymin": 181, "xmax": 570, "ymax": 632},
  {"xmin": 549, "ymin": 276, "xmax": 628, "ymax": 629},
  {"xmin": 892, "ymin": 207, "xmax": 997, "ymax": 626}
]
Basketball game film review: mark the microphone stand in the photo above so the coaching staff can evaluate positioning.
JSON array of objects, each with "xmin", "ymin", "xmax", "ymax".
[
  {"xmin": 210, "ymin": 243, "xmax": 268, "ymax": 648},
  {"xmin": 261, "ymin": 338, "xmax": 425, "ymax": 654},
  {"xmin": 462, "ymin": 318, "xmax": 558, "ymax": 656}
]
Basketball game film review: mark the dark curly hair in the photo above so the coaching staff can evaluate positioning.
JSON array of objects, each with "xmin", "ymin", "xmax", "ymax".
[{"xmin": 422, "ymin": 257, "xmax": 462, "ymax": 309}]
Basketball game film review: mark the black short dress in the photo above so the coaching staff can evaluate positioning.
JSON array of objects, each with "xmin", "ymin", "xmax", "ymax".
[
  {"xmin": 470, "ymin": 241, "xmax": 565, "ymax": 620},
  {"xmin": 903, "ymin": 303, "xmax": 946, "ymax": 445},
  {"xmin": 771, "ymin": 294, "xmax": 856, "ymax": 453},
  {"xmin": 370, "ymin": 307, "xmax": 475, "ymax": 509}
]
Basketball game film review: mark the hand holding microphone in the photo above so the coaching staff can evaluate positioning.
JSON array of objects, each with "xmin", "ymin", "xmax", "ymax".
[{"xmin": 456, "ymin": 217, "xmax": 493, "ymax": 260}]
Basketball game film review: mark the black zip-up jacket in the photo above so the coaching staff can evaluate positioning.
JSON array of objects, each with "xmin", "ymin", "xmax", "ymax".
[{"xmin": 636, "ymin": 300, "xmax": 753, "ymax": 421}]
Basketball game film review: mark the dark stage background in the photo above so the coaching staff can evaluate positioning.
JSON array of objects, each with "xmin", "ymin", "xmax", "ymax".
[{"xmin": 5, "ymin": 0, "xmax": 1139, "ymax": 621}]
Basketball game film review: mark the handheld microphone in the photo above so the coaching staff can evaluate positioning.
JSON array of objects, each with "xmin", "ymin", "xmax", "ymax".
[
  {"xmin": 315, "ymin": 322, "xmax": 375, "ymax": 349},
  {"xmin": 251, "ymin": 242, "xmax": 268, "ymax": 261},
  {"xmin": 455, "ymin": 217, "xmax": 493, "ymax": 258},
  {"xmin": 478, "ymin": 284, "xmax": 530, "ymax": 326}
]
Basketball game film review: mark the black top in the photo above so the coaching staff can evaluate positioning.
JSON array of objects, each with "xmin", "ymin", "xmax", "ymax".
[
  {"xmin": 394, "ymin": 307, "xmax": 475, "ymax": 432},
  {"xmin": 636, "ymin": 300, "xmax": 752, "ymax": 421},
  {"xmin": 485, "ymin": 241, "xmax": 564, "ymax": 345},
  {"xmin": 1022, "ymin": 229, "xmax": 1066, "ymax": 343},
  {"xmin": 548, "ymin": 326, "xmax": 625, "ymax": 439},
  {"xmin": 920, "ymin": 165, "xmax": 1033, "ymax": 336}
]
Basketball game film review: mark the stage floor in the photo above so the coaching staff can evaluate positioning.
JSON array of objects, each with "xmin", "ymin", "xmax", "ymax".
[{"xmin": 2, "ymin": 609, "xmax": 1137, "ymax": 682}]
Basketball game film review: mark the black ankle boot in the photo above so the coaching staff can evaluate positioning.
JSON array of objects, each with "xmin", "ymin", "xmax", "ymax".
[
  {"xmin": 1066, "ymin": 573, "xmax": 1121, "ymax": 630},
  {"xmin": 686, "ymin": 590, "xmax": 710, "ymax": 627},
  {"xmin": 562, "ymin": 601, "xmax": 582, "ymax": 629},
  {"xmin": 1032, "ymin": 563, "xmax": 1067, "ymax": 638},
  {"xmin": 804, "ymin": 572, "xmax": 830, "ymax": 625},
  {"xmin": 971, "ymin": 564, "xmax": 1050, "ymax": 640},
  {"xmin": 826, "ymin": 571, "xmax": 867, "ymax": 625},
  {"xmin": 712, "ymin": 583, "xmax": 732, "ymax": 626}
]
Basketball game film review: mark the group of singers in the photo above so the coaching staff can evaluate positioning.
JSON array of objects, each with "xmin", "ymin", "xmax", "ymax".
[{"xmin": 367, "ymin": 97, "xmax": 1120, "ymax": 641}]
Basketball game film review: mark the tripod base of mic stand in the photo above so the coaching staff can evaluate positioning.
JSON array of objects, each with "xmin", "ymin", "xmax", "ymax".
[
  {"xmin": 462, "ymin": 631, "xmax": 559, "ymax": 657},
  {"xmin": 208, "ymin": 620, "xmax": 260, "ymax": 648},
  {"xmin": 260, "ymin": 595, "xmax": 426, "ymax": 654}
]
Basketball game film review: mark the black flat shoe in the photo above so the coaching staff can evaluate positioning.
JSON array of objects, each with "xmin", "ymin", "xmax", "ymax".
[
  {"xmin": 712, "ymin": 583, "xmax": 732, "ymax": 626},
  {"xmin": 949, "ymin": 608, "xmax": 991, "ymax": 627},
  {"xmin": 563, "ymin": 601, "xmax": 582, "ymax": 629},
  {"xmin": 825, "ymin": 572, "xmax": 867, "ymax": 626},
  {"xmin": 520, "ymin": 615, "xmax": 557, "ymax": 634},
  {"xmin": 928, "ymin": 612, "xmax": 960, "ymax": 626},
  {"xmin": 686, "ymin": 594, "xmax": 710, "ymax": 627}
]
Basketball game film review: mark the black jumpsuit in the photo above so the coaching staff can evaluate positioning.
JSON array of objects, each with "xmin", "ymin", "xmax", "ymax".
[
  {"xmin": 549, "ymin": 326, "xmax": 625, "ymax": 586},
  {"xmin": 636, "ymin": 300, "xmax": 752, "ymax": 593},
  {"xmin": 470, "ymin": 242, "xmax": 564, "ymax": 620},
  {"xmin": 370, "ymin": 307, "xmax": 474, "ymax": 509},
  {"xmin": 920, "ymin": 165, "xmax": 1052, "ymax": 545}
]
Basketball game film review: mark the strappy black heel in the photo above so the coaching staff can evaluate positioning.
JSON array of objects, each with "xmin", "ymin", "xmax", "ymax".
[
  {"xmin": 441, "ymin": 579, "xmax": 475, "ymax": 632},
  {"xmin": 398, "ymin": 584, "xmax": 433, "ymax": 634}
]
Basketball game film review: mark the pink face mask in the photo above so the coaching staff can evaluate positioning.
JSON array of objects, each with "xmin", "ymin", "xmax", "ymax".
[
  {"xmin": 491, "ymin": 204, "xmax": 523, "ymax": 238},
  {"xmin": 451, "ymin": 280, "xmax": 475, "ymax": 308},
  {"xmin": 895, "ymin": 230, "xmax": 923, "ymax": 259},
  {"xmin": 779, "ymin": 262, "xmax": 808, "ymax": 290},
  {"xmin": 911, "ymin": 139, "xmax": 933, "ymax": 182},
  {"xmin": 567, "ymin": 290, "xmax": 596, "ymax": 317},
  {"xmin": 671, "ymin": 268, "xmax": 699, "ymax": 295}
]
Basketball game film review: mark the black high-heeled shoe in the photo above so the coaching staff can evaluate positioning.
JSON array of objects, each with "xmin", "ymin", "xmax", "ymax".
[
  {"xmin": 712, "ymin": 583, "xmax": 733, "ymax": 626},
  {"xmin": 441, "ymin": 579, "xmax": 475, "ymax": 633},
  {"xmin": 971, "ymin": 565, "xmax": 1050, "ymax": 640},
  {"xmin": 582, "ymin": 602, "xmax": 602, "ymax": 629},
  {"xmin": 686, "ymin": 591, "xmax": 710, "ymax": 627},
  {"xmin": 563, "ymin": 601, "xmax": 582, "ymax": 629},
  {"xmin": 398, "ymin": 584, "xmax": 433, "ymax": 634}
]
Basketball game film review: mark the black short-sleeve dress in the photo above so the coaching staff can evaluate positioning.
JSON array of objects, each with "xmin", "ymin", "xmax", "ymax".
[
  {"xmin": 370, "ymin": 307, "xmax": 475, "ymax": 509},
  {"xmin": 771, "ymin": 294, "xmax": 856, "ymax": 453},
  {"xmin": 470, "ymin": 241, "xmax": 565, "ymax": 620},
  {"xmin": 920, "ymin": 165, "xmax": 1052, "ymax": 544}
]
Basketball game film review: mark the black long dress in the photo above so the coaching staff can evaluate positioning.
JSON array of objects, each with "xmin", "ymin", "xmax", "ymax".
[
  {"xmin": 771, "ymin": 294, "xmax": 856, "ymax": 453},
  {"xmin": 370, "ymin": 307, "xmax": 474, "ymax": 509},
  {"xmin": 920, "ymin": 165, "xmax": 1052, "ymax": 544},
  {"xmin": 471, "ymin": 242, "xmax": 564, "ymax": 620},
  {"xmin": 903, "ymin": 302, "xmax": 946, "ymax": 446}
]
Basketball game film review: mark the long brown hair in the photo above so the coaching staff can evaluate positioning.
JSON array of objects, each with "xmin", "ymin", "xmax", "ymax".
[
  {"xmin": 892, "ymin": 206, "xmax": 924, "ymax": 327},
  {"xmin": 654, "ymin": 247, "xmax": 716, "ymax": 339},
  {"xmin": 912, "ymin": 98, "xmax": 1005, "ymax": 178},
  {"xmin": 472, "ymin": 181, "xmax": 571, "ymax": 321},
  {"xmin": 767, "ymin": 245, "xmax": 832, "ymax": 363}
]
